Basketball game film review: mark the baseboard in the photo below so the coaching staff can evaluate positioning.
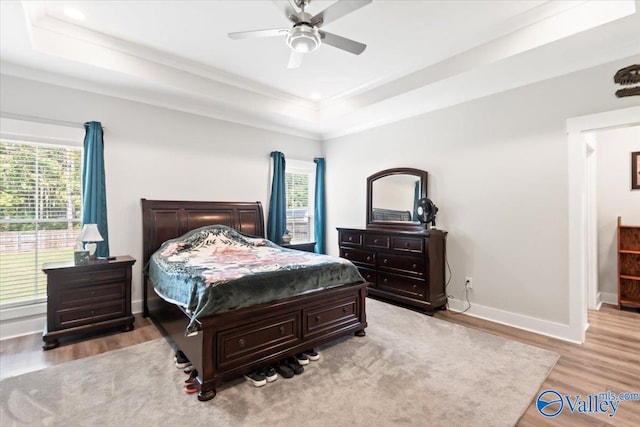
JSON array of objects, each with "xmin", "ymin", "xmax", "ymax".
[
  {"xmin": 446, "ymin": 298, "xmax": 582, "ymax": 344},
  {"xmin": 599, "ymin": 291, "xmax": 618, "ymax": 306},
  {"xmin": 0, "ymin": 299, "xmax": 145, "ymax": 341}
]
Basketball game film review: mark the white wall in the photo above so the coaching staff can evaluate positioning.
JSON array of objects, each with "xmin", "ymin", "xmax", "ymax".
[
  {"xmin": 324, "ymin": 55, "xmax": 640, "ymax": 339},
  {"xmin": 596, "ymin": 126, "xmax": 640, "ymax": 303},
  {"xmin": 0, "ymin": 74, "xmax": 321, "ymax": 339}
]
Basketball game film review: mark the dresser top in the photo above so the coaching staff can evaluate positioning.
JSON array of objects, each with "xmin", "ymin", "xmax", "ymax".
[{"xmin": 337, "ymin": 227, "xmax": 446, "ymax": 237}]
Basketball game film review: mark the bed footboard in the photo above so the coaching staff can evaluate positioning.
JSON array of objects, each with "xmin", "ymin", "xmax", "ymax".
[{"xmin": 147, "ymin": 280, "xmax": 368, "ymax": 401}]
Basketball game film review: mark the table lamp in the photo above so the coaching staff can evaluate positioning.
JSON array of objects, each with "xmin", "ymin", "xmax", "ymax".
[{"xmin": 79, "ymin": 224, "xmax": 103, "ymax": 259}]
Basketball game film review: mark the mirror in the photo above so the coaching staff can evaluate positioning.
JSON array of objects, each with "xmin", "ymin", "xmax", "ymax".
[{"xmin": 366, "ymin": 168, "xmax": 428, "ymax": 231}]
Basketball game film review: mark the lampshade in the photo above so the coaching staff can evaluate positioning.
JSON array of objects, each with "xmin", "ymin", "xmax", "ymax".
[{"xmin": 79, "ymin": 224, "xmax": 104, "ymax": 243}]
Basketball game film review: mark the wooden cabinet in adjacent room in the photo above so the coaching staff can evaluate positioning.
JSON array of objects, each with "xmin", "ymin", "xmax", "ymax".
[
  {"xmin": 617, "ymin": 217, "xmax": 640, "ymax": 309},
  {"xmin": 338, "ymin": 227, "xmax": 447, "ymax": 314}
]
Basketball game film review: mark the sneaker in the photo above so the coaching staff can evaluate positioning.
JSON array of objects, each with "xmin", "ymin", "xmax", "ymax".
[
  {"xmin": 263, "ymin": 366, "xmax": 278, "ymax": 382},
  {"xmin": 184, "ymin": 369, "xmax": 199, "ymax": 385},
  {"xmin": 174, "ymin": 351, "xmax": 192, "ymax": 369},
  {"xmin": 244, "ymin": 370, "xmax": 267, "ymax": 387},
  {"xmin": 286, "ymin": 357, "xmax": 304, "ymax": 375},
  {"xmin": 303, "ymin": 348, "xmax": 320, "ymax": 361},
  {"xmin": 274, "ymin": 361, "xmax": 295, "ymax": 379},
  {"xmin": 295, "ymin": 353, "xmax": 309, "ymax": 366}
]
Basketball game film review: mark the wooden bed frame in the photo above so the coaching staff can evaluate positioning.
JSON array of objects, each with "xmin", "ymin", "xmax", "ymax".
[{"xmin": 141, "ymin": 199, "xmax": 367, "ymax": 401}]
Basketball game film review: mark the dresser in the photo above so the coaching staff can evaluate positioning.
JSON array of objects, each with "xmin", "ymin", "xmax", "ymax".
[
  {"xmin": 42, "ymin": 255, "xmax": 136, "ymax": 350},
  {"xmin": 338, "ymin": 227, "xmax": 447, "ymax": 314}
]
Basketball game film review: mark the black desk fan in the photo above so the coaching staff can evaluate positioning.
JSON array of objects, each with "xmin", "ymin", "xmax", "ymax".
[{"xmin": 416, "ymin": 198, "xmax": 438, "ymax": 227}]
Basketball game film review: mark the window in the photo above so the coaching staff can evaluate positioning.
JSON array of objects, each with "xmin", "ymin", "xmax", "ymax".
[
  {"xmin": 285, "ymin": 160, "xmax": 315, "ymax": 243},
  {"xmin": 0, "ymin": 140, "xmax": 82, "ymax": 306}
]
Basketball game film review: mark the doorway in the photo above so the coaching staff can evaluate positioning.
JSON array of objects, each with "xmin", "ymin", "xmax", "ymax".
[{"xmin": 567, "ymin": 106, "xmax": 640, "ymax": 343}]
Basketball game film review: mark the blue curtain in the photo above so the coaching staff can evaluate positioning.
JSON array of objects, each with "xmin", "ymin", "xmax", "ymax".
[
  {"xmin": 267, "ymin": 151, "xmax": 286, "ymax": 244},
  {"xmin": 314, "ymin": 158, "xmax": 326, "ymax": 254},
  {"xmin": 82, "ymin": 121, "xmax": 110, "ymax": 257}
]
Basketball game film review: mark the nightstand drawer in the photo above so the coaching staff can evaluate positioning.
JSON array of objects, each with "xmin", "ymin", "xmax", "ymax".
[
  {"xmin": 56, "ymin": 301, "xmax": 126, "ymax": 329},
  {"xmin": 58, "ymin": 282, "xmax": 126, "ymax": 309},
  {"xmin": 60, "ymin": 267, "xmax": 126, "ymax": 286}
]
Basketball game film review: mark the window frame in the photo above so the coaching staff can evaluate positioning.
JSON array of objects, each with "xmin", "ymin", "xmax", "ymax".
[
  {"xmin": 0, "ymin": 118, "xmax": 84, "ymax": 309},
  {"xmin": 285, "ymin": 159, "xmax": 316, "ymax": 244}
]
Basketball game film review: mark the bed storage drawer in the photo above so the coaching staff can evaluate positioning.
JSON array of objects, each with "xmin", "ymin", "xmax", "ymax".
[
  {"xmin": 217, "ymin": 312, "xmax": 302, "ymax": 369},
  {"xmin": 303, "ymin": 296, "xmax": 359, "ymax": 338}
]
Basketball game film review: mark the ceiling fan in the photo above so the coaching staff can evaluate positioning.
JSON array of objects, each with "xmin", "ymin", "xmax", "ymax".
[{"xmin": 228, "ymin": 0, "xmax": 372, "ymax": 69}]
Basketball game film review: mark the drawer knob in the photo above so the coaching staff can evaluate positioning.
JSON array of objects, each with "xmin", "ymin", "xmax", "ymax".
[
  {"xmin": 374, "ymin": 239, "xmax": 378, "ymax": 244},
  {"xmin": 91, "ymin": 310, "xmax": 95, "ymax": 315},
  {"xmin": 412, "ymin": 264, "xmax": 417, "ymax": 269},
  {"xmin": 90, "ymin": 273, "xmax": 95, "ymax": 279},
  {"xmin": 366, "ymin": 274, "xmax": 371, "ymax": 279},
  {"xmin": 342, "ymin": 307, "xmax": 348, "ymax": 313},
  {"xmin": 348, "ymin": 236, "xmax": 353, "ymax": 241},
  {"xmin": 315, "ymin": 315, "xmax": 321, "ymax": 323},
  {"xmin": 383, "ymin": 278, "xmax": 388, "ymax": 283},
  {"xmin": 278, "ymin": 326, "xmax": 285, "ymax": 335},
  {"xmin": 383, "ymin": 258, "xmax": 388, "ymax": 264},
  {"xmin": 345, "ymin": 252, "xmax": 349, "ymax": 258},
  {"xmin": 405, "ymin": 242, "xmax": 410, "ymax": 248},
  {"xmin": 412, "ymin": 284, "xmax": 417, "ymax": 289},
  {"xmin": 238, "ymin": 338, "xmax": 245, "ymax": 348},
  {"xmin": 366, "ymin": 256, "xmax": 371, "ymax": 262}
]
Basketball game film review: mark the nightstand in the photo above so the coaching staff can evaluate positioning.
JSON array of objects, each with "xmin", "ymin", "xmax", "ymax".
[
  {"xmin": 281, "ymin": 242, "xmax": 316, "ymax": 253},
  {"xmin": 42, "ymin": 255, "xmax": 136, "ymax": 350}
]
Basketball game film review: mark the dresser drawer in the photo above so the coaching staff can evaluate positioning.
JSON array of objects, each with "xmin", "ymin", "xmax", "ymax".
[
  {"xmin": 363, "ymin": 234, "xmax": 389, "ymax": 248},
  {"xmin": 378, "ymin": 273, "xmax": 426, "ymax": 299},
  {"xmin": 340, "ymin": 231, "xmax": 363, "ymax": 246},
  {"xmin": 357, "ymin": 267, "xmax": 377, "ymax": 285},
  {"xmin": 58, "ymin": 282, "xmax": 125, "ymax": 309},
  {"xmin": 56, "ymin": 301, "xmax": 126, "ymax": 329},
  {"xmin": 340, "ymin": 247, "xmax": 376, "ymax": 266},
  {"xmin": 217, "ymin": 313, "xmax": 301, "ymax": 369},
  {"xmin": 55, "ymin": 267, "xmax": 126, "ymax": 286},
  {"xmin": 378, "ymin": 253, "xmax": 425, "ymax": 276},
  {"xmin": 391, "ymin": 237, "xmax": 424, "ymax": 253},
  {"xmin": 304, "ymin": 296, "xmax": 359, "ymax": 338}
]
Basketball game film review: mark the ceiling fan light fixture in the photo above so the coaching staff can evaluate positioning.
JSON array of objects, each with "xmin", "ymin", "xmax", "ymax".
[{"xmin": 286, "ymin": 25, "xmax": 321, "ymax": 53}]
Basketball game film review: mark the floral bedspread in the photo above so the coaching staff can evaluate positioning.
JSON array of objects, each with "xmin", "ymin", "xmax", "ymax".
[{"xmin": 148, "ymin": 225, "xmax": 364, "ymax": 334}]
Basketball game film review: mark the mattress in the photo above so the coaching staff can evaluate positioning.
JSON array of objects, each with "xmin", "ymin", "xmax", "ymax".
[{"xmin": 148, "ymin": 225, "xmax": 364, "ymax": 334}]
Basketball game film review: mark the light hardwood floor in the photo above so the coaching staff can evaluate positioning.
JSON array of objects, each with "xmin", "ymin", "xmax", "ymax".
[{"xmin": 1, "ymin": 306, "xmax": 638, "ymax": 426}]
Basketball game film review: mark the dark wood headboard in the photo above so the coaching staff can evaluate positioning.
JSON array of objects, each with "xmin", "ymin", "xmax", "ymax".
[{"xmin": 141, "ymin": 199, "xmax": 265, "ymax": 267}]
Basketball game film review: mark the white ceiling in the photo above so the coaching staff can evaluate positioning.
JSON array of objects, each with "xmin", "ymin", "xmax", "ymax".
[{"xmin": 1, "ymin": 1, "xmax": 639, "ymax": 139}]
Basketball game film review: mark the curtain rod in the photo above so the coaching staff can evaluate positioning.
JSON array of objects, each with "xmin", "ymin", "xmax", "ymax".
[{"xmin": 0, "ymin": 112, "xmax": 105, "ymax": 129}]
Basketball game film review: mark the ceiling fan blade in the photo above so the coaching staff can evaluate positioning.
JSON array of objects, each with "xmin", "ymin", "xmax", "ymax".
[
  {"xmin": 318, "ymin": 31, "xmax": 366, "ymax": 55},
  {"xmin": 228, "ymin": 28, "xmax": 288, "ymax": 40},
  {"xmin": 310, "ymin": 0, "xmax": 372, "ymax": 27},
  {"xmin": 272, "ymin": 0, "xmax": 299, "ymax": 22},
  {"xmin": 287, "ymin": 51, "xmax": 304, "ymax": 69}
]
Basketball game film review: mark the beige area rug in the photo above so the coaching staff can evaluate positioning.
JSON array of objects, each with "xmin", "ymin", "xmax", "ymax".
[{"xmin": 0, "ymin": 299, "xmax": 558, "ymax": 426}]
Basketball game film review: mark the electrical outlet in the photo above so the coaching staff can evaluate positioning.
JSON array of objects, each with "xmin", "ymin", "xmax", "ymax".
[{"xmin": 465, "ymin": 277, "xmax": 473, "ymax": 289}]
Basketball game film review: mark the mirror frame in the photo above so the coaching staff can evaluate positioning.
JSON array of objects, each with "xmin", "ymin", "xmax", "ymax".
[{"xmin": 366, "ymin": 167, "xmax": 428, "ymax": 232}]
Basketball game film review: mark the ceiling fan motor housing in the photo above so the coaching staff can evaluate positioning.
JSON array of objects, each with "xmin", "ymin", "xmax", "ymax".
[{"xmin": 286, "ymin": 11, "xmax": 321, "ymax": 53}]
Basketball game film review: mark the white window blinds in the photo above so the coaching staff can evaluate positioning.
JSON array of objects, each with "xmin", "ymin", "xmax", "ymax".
[
  {"xmin": 285, "ymin": 160, "xmax": 315, "ymax": 243},
  {"xmin": 0, "ymin": 140, "xmax": 82, "ymax": 306}
]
